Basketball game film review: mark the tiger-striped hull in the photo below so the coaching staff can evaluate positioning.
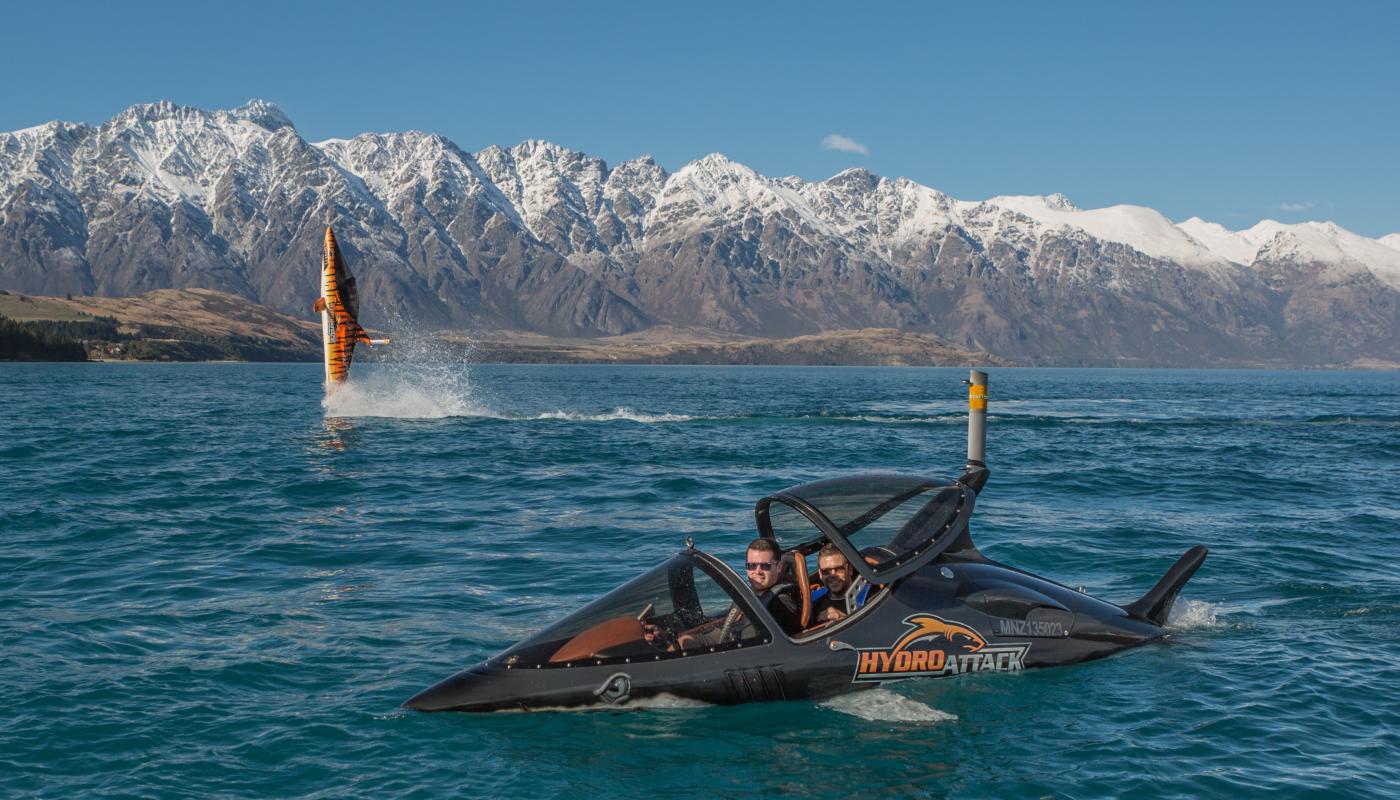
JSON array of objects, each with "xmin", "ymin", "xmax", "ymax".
[{"xmin": 317, "ymin": 226, "xmax": 375, "ymax": 388}]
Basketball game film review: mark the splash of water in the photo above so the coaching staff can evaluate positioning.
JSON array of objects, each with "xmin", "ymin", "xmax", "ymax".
[
  {"xmin": 321, "ymin": 379, "xmax": 488, "ymax": 419},
  {"xmin": 623, "ymin": 693, "xmax": 714, "ymax": 710},
  {"xmin": 1167, "ymin": 599, "xmax": 1225, "ymax": 630},
  {"xmin": 318, "ymin": 329, "xmax": 704, "ymax": 422},
  {"xmin": 820, "ymin": 688, "xmax": 957, "ymax": 723},
  {"xmin": 321, "ymin": 328, "xmax": 491, "ymax": 419}
]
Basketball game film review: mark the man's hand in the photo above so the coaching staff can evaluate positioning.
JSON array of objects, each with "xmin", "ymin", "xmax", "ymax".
[{"xmin": 642, "ymin": 622, "xmax": 674, "ymax": 652}]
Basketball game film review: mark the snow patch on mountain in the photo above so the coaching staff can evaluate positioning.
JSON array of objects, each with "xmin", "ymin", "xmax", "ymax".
[
  {"xmin": 1253, "ymin": 221, "xmax": 1400, "ymax": 290},
  {"xmin": 1179, "ymin": 217, "xmax": 1400, "ymax": 290},
  {"xmin": 986, "ymin": 194, "xmax": 1228, "ymax": 270},
  {"xmin": 1177, "ymin": 217, "xmax": 1261, "ymax": 265},
  {"xmin": 648, "ymin": 153, "xmax": 837, "ymax": 242},
  {"xmin": 230, "ymin": 99, "xmax": 293, "ymax": 130},
  {"xmin": 473, "ymin": 139, "xmax": 623, "ymax": 257},
  {"xmin": 70, "ymin": 100, "xmax": 299, "ymax": 212},
  {"xmin": 597, "ymin": 154, "xmax": 668, "ymax": 254},
  {"xmin": 0, "ymin": 121, "xmax": 91, "ymax": 196},
  {"xmin": 800, "ymin": 170, "xmax": 960, "ymax": 255},
  {"xmin": 316, "ymin": 131, "xmax": 521, "ymax": 227}
]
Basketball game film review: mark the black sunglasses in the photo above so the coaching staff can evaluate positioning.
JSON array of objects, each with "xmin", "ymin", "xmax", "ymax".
[{"xmin": 745, "ymin": 560, "xmax": 779, "ymax": 572}]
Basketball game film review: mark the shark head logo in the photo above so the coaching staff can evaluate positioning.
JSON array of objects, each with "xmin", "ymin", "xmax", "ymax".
[{"xmin": 891, "ymin": 614, "xmax": 987, "ymax": 654}]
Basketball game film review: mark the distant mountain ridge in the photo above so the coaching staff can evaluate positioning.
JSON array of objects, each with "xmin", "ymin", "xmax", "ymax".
[{"xmin": 1, "ymin": 99, "xmax": 1397, "ymax": 366}]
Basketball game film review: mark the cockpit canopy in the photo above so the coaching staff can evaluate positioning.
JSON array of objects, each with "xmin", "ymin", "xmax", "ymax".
[
  {"xmin": 755, "ymin": 474, "xmax": 974, "ymax": 582},
  {"xmin": 491, "ymin": 553, "xmax": 769, "ymax": 669},
  {"xmin": 487, "ymin": 475, "xmax": 974, "ymax": 670}
]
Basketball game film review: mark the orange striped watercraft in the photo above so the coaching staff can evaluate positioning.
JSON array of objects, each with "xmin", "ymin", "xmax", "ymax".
[{"xmin": 313, "ymin": 226, "xmax": 388, "ymax": 388}]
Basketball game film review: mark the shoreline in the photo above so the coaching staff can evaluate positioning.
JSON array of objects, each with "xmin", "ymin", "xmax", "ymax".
[
  {"xmin": 5, "ymin": 289, "xmax": 1395, "ymax": 370},
  {"xmin": 5, "ymin": 358, "xmax": 1397, "ymax": 371}
]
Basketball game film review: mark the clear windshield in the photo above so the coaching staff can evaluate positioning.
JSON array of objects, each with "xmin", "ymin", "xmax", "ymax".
[
  {"xmin": 765, "ymin": 500, "xmax": 816, "ymax": 550},
  {"xmin": 495, "ymin": 554, "xmax": 768, "ymax": 668},
  {"xmin": 835, "ymin": 484, "xmax": 964, "ymax": 573},
  {"xmin": 760, "ymin": 475, "xmax": 969, "ymax": 578}
]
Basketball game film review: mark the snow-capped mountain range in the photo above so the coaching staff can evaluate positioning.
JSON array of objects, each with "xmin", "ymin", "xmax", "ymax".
[{"xmin": 2, "ymin": 100, "xmax": 1397, "ymax": 365}]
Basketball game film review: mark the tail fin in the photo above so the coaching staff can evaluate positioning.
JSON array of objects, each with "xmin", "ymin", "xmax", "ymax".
[{"xmin": 1123, "ymin": 546, "xmax": 1208, "ymax": 626}]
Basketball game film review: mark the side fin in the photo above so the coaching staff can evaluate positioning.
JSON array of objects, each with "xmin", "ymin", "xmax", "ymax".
[
  {"xmin": 347, "ymin": 323, "xmax": 373, "ymax": 345},
  {"xmin": 1123, "ymin": 546, "xmax": 1208, "ymax": 626},
  {"xmin": 313, "ymin": 297, "xmax": 326, "ymax": 313}
]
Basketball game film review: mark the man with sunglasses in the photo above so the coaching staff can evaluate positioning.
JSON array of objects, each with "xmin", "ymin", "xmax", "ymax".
[
  {"xmin": 664, "ymin": 538, "xmax": 804, "ymax": 650},
  {"xmin": 810, "ymin": 544, "xmax": 869, "ymax": 624},
  {"xmin": 743, "ymin": 538, "xmax": 804, "ymax": 636}
]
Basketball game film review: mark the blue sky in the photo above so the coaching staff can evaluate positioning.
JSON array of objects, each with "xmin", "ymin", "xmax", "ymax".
[{"xmin": 3, "ymin": 0, "xmax": 1396, "ymax": 236}]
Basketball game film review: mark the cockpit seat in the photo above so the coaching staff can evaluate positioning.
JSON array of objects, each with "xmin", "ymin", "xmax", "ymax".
[
  {"xmin": 549, "ymin": 616, "xmax": 646, "ymax": 662},
  {"xmin": 789, "ymin": 549, "xmax": 812, "ymax": 629}
]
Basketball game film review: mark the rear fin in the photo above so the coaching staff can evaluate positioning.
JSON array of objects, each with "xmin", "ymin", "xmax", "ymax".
[
  {"xmin": 1123, "ymin": 546, "xmax": 1208, "ymax": 626},
  {"xmin": 942, "ymin": 526, "xmax": 982, "ymax": 558},
  {"xmin": 313, "ymin": 297, "xmax": 326, "ymax": 314}
]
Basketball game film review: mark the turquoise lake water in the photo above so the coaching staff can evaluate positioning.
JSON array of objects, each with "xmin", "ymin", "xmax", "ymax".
[{"xmin": 2, "ymin": 362, "xmax": 1398, "ymax": 798}]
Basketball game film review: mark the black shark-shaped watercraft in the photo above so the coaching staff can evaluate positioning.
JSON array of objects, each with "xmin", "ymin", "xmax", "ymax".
[{"xmin": 405, "ymin": 371, "xmax": 1207, "ymax": 712}]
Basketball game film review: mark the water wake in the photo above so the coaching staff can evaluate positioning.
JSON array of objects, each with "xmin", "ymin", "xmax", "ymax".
[
  {"xmin": 820, "ymin": 688, "xmax": 957, "ymax": 723},
  {"xmin": 530, "ymin": 407, "xmax": 695, "ymax": 423},
  {"xmin": 489, "ymin": 693, "xmax": 713, "ymax": 713},
  {"xmin": 802, "ymin": 413, "xmax": 965, "ymax": 425},
  {"xmin": 1167, "ymin": 599, "xmax": 1227, "ymax": 630},
  {"xmin": 324, "ymin": 391, "xmax": 701, "ymax": 423},
  {"xmin": 321, "ymin": 330, "xmax": 708, "ymax": 422}
]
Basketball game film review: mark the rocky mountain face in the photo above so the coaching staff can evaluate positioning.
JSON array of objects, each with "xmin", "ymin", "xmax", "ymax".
[{"xmin": 2, "ymin": 99, "xmax": 1397, "ymax": 366}]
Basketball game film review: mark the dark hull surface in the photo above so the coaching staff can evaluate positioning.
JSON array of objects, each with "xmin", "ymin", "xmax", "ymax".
[{"xmin": 405, "ymin": 547, "xmax": 1202, "ymax": 712}]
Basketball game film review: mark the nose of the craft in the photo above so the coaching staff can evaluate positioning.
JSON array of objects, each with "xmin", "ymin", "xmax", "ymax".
[{"xmin": 403, "ymin": 665, "xmax": 500, "ymax": 712}]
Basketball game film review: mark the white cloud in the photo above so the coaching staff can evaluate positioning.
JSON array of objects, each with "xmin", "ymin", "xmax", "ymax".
[
  {"xmin": 1277, "ymin": 201, "xmax": 1315, "ymax": 212},
  {"xmin": 821, "ymin": 134, "xmax": 869, "ymax": 155}
]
